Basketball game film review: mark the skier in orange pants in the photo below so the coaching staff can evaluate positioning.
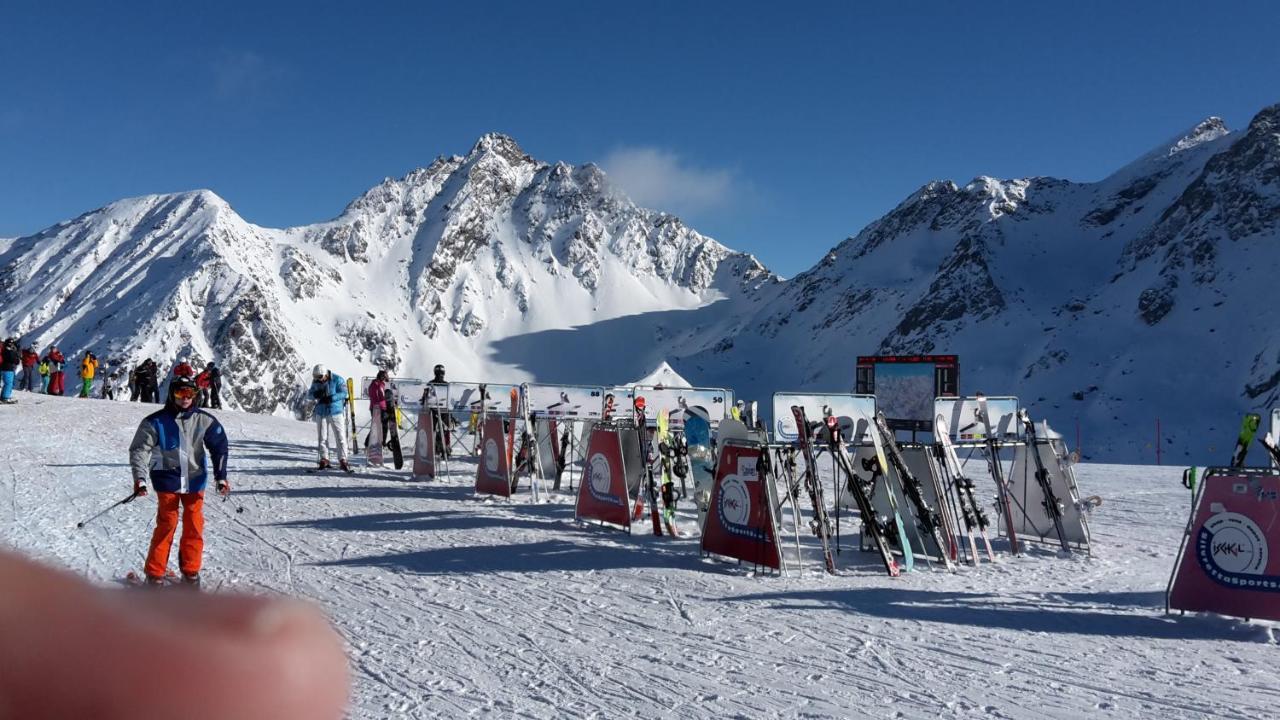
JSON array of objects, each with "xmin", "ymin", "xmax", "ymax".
[{"xmin": 128, "ymin": 376, "xmax": 229, "ymax": 587}]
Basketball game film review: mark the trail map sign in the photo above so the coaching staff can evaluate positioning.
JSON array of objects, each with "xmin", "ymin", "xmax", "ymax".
[{"xmin": 856, "ymin": 355, "xmax": 958, "ymax": 431}]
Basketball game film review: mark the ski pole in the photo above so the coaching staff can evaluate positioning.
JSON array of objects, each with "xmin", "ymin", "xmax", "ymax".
[{"xmin": 76, "ymin": 491, "xmax": 142, "ymax": 529}]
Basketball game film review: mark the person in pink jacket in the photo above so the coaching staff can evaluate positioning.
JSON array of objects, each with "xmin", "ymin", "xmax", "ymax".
[{"xmin": 366, "ymin": 370, "xmax": 391, "ymax": 447}]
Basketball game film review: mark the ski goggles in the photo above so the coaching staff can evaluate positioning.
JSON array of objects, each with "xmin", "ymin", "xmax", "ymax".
[{"xmin": 173, "ymin": 386, "xmax": 197, "ymax": 400}]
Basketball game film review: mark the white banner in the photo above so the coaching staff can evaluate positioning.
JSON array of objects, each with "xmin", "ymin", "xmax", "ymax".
[
  {"xmin": 934, "ymin": 396, "xmax": 1021, "ymax": 442},
  {"xmin": 448, "ymin": 382, "xmax": 520, "ymax": 416},
  {"xmin": 772, "ymin": 392, "xmax": 876, "ymax": 443},
  {"xmin": 523, "ymin": 383, "xmax": 607, "ymax": 420},
  {"xmin": 632, "ymin": 385, "xmax": 732, "ymax": 428}
]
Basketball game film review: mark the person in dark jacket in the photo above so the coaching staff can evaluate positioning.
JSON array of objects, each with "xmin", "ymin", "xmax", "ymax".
[
  {"xmin": 128, "ymin": 365, "xmax": 140, "ymax": 402},
  {"xmin": 428, "ymin": 364, "xmax": 451, "ymax": 459},
  {"xmin": 128, "ymin": 376, "xmax": 229, "ymax": 587},
  {"xmin": 20, "ymin": 345, "xmax": 38, "ymax": 392},
  {"xmin": 0, "ymin": 339, "xmax": 21, "ymax": 403},
  {"xmin": 206, "ymin": 362, "xmax": 223, "ymax": 409},
  {"xmin": 138, "ymin": 359, "xmax": 160, "ymax": 403}
]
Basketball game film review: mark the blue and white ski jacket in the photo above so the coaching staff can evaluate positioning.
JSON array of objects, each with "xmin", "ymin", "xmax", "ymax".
[
  {"xmin": 129, "ymin": 407, "xmax": 229, "ymax": 494},
  {"xmin": 310, "ymin": 373, "xmax": 348, "ymax": 417}
]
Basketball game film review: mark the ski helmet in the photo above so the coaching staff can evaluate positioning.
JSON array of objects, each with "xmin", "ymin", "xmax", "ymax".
[
  {"xmin": 312, "ymin": 364, "xmax": 327, "ymax": 379},
  {"xmin": 166, "ymin": 376, "xmax": 198, "ymax": 408},
  {"xmin": 433, "ymin": 364, "xmax": 445, "ymax": 379}
]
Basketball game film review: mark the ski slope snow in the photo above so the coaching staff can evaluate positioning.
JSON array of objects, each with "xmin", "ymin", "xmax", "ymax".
[{"xmin": 2, "ymin": 395, "xmax": 1275, "ymax": 718}]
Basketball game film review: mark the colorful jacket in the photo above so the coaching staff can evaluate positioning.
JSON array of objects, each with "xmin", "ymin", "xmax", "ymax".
[
  {"xmin": 20, "ymin": 349, "xmax": 37, "ymax": 368},
  {"xmin": 173, "ymin": 362, "xmax": 195, "ymax": 378},
  {"xmin": 309, "ymin": 373, "xmax": 348, "ymax": 417},
  {"xmin": 45, "ymin": 350, "xmax": 65, "ymax": 371},
  {"xmin": 80, "ymin": 355, "xmax": 97, "ymax": 379},
  {"xmin": 367, "ymin": 379, "xmax": 386, "ymax": 411},
  {"xmin": 128, "ymin": 406, "xmax": 229, "ymax": 494}
]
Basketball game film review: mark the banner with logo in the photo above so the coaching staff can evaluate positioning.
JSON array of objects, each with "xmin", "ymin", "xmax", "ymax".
[
  {"xmin": 474, "ymin": 416, "xmax": 512, "ymax": 496},
  {"xmin": 412, "ymin": 407, "xmax": 435, "ymax": 480},
  {"xmin": 1167, "ymin": 468, "xmax": 1280, "ymax": 621},
  {"xmin": 524, "ymin": 383, "xmax": 606, "ymax": 420},
  {"xmin": 772, "ymin": 392, "xmax": 876, "ymax": 443},
  {"xmin": 574, "ymin": 424, "xmax": 632, "ymax": 530},
  {"xmin": 701, "ymin": 440, "xmax": 782, "ymax": 570}
]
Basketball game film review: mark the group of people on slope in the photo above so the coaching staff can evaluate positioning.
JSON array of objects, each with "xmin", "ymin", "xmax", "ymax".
[
  {"xmin": 0, "ymin": 339, "xmax": 108, "ymax": 402},
  {"xmin": 159, "ymin": 358, "xmax": 223, "ymax": 409},
  {"xmin": 306, "ymin": 363, "xmax": 446, "ymax": 470}
]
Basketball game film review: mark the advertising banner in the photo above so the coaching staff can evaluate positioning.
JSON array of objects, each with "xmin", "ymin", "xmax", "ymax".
[
  {"xmin": 1168, "ymin": 468, "xmax": 1280, "ymax": 621},
  {"xmin": 574, "ymin": 424, "xmax": 633, "ymax": 529},
  {"xmin": 701, "ymin": 440, "xmax": 782, "ymax": 570},
  {"xmin": 475, "ymin": 416, "xmax": 512, "ymax": 496}
]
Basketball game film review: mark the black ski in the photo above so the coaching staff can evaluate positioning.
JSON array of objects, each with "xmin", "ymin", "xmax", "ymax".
[
  {"xmin": 974, "ymin": 395, "xmax": 1020, "ymax": 555},
  {"xmin": 790, "ymin": 406, "xmax": 835, "ymax": 574},
  {"xmin": 1018, "ymin": 409, "xmax": 1071, "ymax": 552},
  {"xmin": 1258, "ymin": 432, "xmax": 1280, "ymax": 468},
  {"xmin": 388, "ymin": 395, "xmax": 404, "ymax": 470},
  {"xmin": 635, "ymin": 398, "xmax": 663, "ymax": 536},
  {"xmin": 871, "ymin": 412, "xmax": 954, "ymax": 570},
  {"xmin": 821, "ymin": 412, "xmax": 899, "ymax": 577}
]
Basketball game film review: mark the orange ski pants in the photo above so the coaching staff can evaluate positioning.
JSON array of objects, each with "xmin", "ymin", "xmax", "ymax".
[{"xmin": 145, "ymin": 491, "xmax": 205, "ymax": 578}]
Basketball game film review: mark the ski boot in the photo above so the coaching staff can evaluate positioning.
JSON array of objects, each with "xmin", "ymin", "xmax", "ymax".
[
  {"xmin": 339, "ymin": 458, "xmax": 353, "ymax": 473},
  {"xmin": 180, "ymin": 572, "xmax": 201, "ymax": 590},
  {"xmin": 144, "ymin": 575, "xmax": 166, "ymax": 588},
  {"xmin": 317, "ymin": 458, "xmax": 331, "ymax": 471}
]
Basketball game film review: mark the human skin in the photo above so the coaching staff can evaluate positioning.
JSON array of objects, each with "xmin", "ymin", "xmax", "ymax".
[{"xmin": 0, "ymin": 549, "xmax": 350, "ymax": 719}]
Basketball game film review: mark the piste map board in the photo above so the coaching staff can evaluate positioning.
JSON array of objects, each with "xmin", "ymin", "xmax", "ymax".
[
  {"xmin": 856, "ymin": 355, "xmax": 958, "ymax": 431},
  {"xmin": 524, "ymin": 383, "xmax": 606, "ymax": 420},
  {"xmin": 632, "ymin": 385, "xmax": 733, "ymax": 429},
  {"xmin": 771, "ymin": 392, "xmax": 877, "ymax": 443},
  {"xmin": 934, "ymin": 396, "xmax": 1022, "ymax": 443}
]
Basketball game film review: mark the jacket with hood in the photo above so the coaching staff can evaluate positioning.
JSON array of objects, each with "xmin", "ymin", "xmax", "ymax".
[{"xmin": 129, "ymin": 400, "xmax": 229, "ymax": 494}]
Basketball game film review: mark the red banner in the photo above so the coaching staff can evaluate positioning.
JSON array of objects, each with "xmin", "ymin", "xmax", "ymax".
[
  {"xmin": 701, "ymin": 441, "xmax": 781, "ymax": 570},
  {"xmin": 413, "ymin": 408, "xmax": 435, "ymax": 480},
  {"xmin": 475, "ymin": 416, "xmax": 511, "ymax": 496},
  {"xmin": 574, "ymin": 424, "xmax": 632, "ymax": 530},
  {"xmin": 1168, "ymin": 468, "xmax": 1280, "ymax": 621}
]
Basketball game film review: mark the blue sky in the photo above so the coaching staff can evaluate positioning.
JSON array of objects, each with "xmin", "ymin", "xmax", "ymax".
[{"xmin": 2, "ymin": 2, "xmax": 1278, "ymax": 276}]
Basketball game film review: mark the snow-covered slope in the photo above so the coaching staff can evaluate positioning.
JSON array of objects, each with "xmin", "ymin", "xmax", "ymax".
[
  {"xmin": 0, "ymin": 134, "xmax": 770, "ymax": 415},
  {"xmin": 4, "ymin": 395, "xmax": 1275, "ymax": 718},
  {"xmin": 681, "ymin": 104, "xmax": 1280, "ymax": 462}
]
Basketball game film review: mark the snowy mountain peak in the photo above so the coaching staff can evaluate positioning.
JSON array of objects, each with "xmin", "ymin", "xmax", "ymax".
[
  {"xmin": 466, "ymin": 132, "xmax": 532, "ymax": 163},
  {"xmin": 1166, "ymin": 117, "xmax": 1230, "ymax": 157}
]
